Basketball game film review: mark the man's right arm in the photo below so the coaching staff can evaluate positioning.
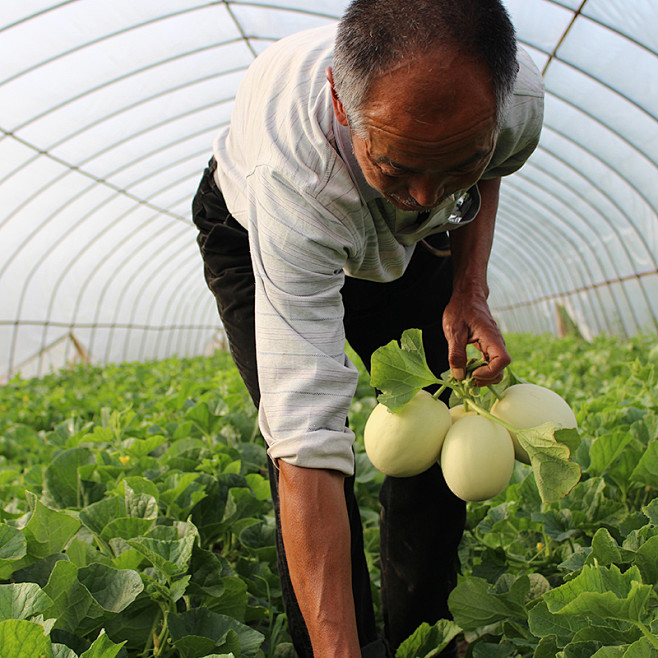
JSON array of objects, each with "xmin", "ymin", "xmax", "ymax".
[{"xmin": 278, "ymin": 460, "xmax": 361, "ymax": 657}]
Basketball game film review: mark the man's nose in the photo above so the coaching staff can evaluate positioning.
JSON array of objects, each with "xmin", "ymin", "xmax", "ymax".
[{"xmin": 407, "ymin": 176, "xmax": 444, "ymax": 209}]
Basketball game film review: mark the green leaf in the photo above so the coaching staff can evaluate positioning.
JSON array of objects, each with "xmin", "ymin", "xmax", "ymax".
[
  {"xmin": 642, "ymin": 498, "xmax": 658, "ymax": 526},
  {"xmin": 0, "ymin": 524, "xmax": 27, "ymax": 579},
  {"xmin": 472, "ymin": 642, "xmax": 515, "ymax": 657},
  {"xmin": 448, "ymin": 576, "xmax": 527, "ymax": 632},
  {"xmin": 533, "ymin": 635, "xmax": 560, "ymax": 657},
  {"xmin": 561, "ymin": 640, "xmax": 606, "ymax": 657},
  {"xmin": 515, "ymin": 424, "xmax": 581, "ymax": 503},
  {"xmin": 77, "ymin": 563, "xmax": 144, "ymax": 613},
  {"xmin": 100, "ymin": 517, "xmax": 155, "ymax": 542},
  {"xmin": 0, "ymin": 619, "xmax": 53, "ymax": 658},
  {"xmin": 589, "ymin": 646, "xmax": 626, "ymax": 657},
  {"xmin": 22, "ymin": 493, "xmax": 81, "ymax": 561},
  {"xmin": 586, "ymin": 528, "xmax": 622, "ymax": 567},
  {"xmin": 79, "ymin": 490, "xmax": 157, "ymax": 541},
  {"xmin": 126, "ymin": 534, "xmax": 196, "ymax": 579},
  {"xmin": 159, "ymin": 472, "xmax": 205, "ymax": 513},
  {"xmin": 79, "ymin": 497, "xmax": 124, "ymax": 536},
  {"xmin": 42, "ymin": 561, "xmax": 103, "ymax": 635},
  {"xmin": 112, "ymin": 476, "xmax": 159, "ymax": 500},
  {"xmin": 622, "ymin": 636, "xmax": 658, "ymax": 657},
  {"xmin": 543, "ymin": 564, "xmax": 655, "ymax": 625},
  {"xmin": 52, "ymin": 643, "xmax": 78, "ymax": 658},
  {"xmin": 168, "ymin": 608, "xmax": 264, "ymax": 658},
  {"xmin": 244, "ymin": 473, "xmax": 271, "ymax": 502},
  {"xmin": 528, "ymin": 599, "xmax": 587, "ymax": 644},
  {"xmin": 122, "ymin": 435, "xmax": 168, "ymax": 459},
  {"xmin": 187, "ymin": 548, "xmax": 248, "ymax": 620},
  {"xmin": 11, "ymin": 554, "xmax": 68, "ymax": 588},
  {"xmin": 102, "ymin": 597, "xmax": 161, "ymax": 650},
  {"xmin": 588, "ymin": 431, "xmax": 635, "ymax": 476},
  {"xmin": 370, "ymin": 329, "xmax": 441, "ymax": 411},
  {"xmin": 630, "ymin": 440, "xmax": 658, "ymax": 489},
  {"xmin": 79, "ymin": 629, "xmax": 126, "ymax": 658},
  {"xmin": 42, "ymin": 447, "xmax": 96, "ymax": 509},
  {"xmin": 633, "ymin": 535, "xmax": 658, "ymax": 588},
  {"xmin": 66, "ymin": 538, "xmax": 113, "ymax": 569},
  {"xmin": 0, "ymin": 583, "xmax": 53, "ymax": 621},
  {"xmin": 395, "ymin": 619, "xmax": 461, "ymax": 657},
  {"xmin": 170, "ymin": 575, "xmax": 191, "ymax": 603},
  {"xmin": 0, "ymin": 524, "xmax": 27, "ymax": 561}
]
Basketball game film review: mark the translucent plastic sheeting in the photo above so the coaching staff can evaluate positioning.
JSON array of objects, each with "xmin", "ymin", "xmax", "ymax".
[{"xmin": 1, "ymin": 0, "xmax": 657, "ymax": 381}]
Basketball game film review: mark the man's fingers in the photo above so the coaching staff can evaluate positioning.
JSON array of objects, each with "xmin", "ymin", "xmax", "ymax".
[
  {"xmin": 471, "ymin": 344, "xmax": 511, "ymax": 385},
  {"xmin": 446, "ymin": 328, "xmax": 468, "ymax": 380}
]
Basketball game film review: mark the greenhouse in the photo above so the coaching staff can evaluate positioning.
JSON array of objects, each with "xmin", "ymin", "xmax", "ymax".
[
  {"xmin": 0, "ymin": 1, "xmax": 656, "ymax": 657},
  {"xmin": 1, "ymin": 0, "xmax": 656, "ymax": 381}
]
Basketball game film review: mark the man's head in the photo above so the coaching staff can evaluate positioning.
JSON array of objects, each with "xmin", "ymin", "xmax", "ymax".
[{"xmin": 327, "ymin": 0, "xmax": 518, "ymax": 211}]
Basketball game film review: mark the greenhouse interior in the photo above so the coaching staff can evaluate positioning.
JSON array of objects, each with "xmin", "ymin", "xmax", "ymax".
[
  {"xmin": 0, "ymin": 2, "xmax": 657, "ymax": 658},
  {"xmin": 1, "ymin": 0, "xmax": 656, "ymax": 382}
]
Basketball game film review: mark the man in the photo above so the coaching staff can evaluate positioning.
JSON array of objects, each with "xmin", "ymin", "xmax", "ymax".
[{"xmin": 193, "ymin": 0, "xmax": 544, "ymax": 655}]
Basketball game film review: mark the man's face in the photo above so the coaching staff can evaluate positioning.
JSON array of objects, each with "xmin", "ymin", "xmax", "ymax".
[{"xmin": 329, "ymin": 49, "xmax": 499, "ymax": 211}]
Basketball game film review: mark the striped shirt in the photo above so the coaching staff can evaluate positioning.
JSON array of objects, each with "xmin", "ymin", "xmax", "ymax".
[{"xmin": 213, "ymin": 24, "xmax": 544, "ymax": 475}]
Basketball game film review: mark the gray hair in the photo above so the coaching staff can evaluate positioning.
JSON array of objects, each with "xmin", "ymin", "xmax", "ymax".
[{"xmin": 332, "ymin": 0, "xmax": 518, "ymax": 136}]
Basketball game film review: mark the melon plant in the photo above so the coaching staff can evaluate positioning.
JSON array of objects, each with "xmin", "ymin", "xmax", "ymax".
[{"xmin": 367, "ymin": 329, "xmax": 582, "ymax": 503}]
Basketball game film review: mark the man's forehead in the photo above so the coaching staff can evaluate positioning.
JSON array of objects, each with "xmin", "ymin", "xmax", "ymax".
[
  {"xmin": 363, "ymin": 116, "xmax": 498, "ymax": 170},
  {"xmin": 370, "ymin": 148, "xmax": 494, "ymax": 174}
]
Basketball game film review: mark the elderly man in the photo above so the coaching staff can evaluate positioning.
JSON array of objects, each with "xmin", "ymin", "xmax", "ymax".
[{"xmin": 193, "ymin": 0, "xmax": 544, "ymax": 655}]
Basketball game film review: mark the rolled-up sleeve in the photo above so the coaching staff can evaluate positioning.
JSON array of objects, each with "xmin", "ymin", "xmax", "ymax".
[{"xmin": 247, "ymin": 166, "xmax": 362, "ymax": 475}]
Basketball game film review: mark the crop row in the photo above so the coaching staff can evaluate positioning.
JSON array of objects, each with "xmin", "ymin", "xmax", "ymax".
[{"xmin": 0, "ymin": 334, "xmax": 656, "ymax": 657}]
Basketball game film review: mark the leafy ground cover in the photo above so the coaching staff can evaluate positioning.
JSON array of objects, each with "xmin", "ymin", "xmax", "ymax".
[{"xmin": 0, "ymin": 334, "xmax": 656, "ymax": 657}]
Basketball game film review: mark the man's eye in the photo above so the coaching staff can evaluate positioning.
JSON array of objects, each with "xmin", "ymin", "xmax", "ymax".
[{"xmin": 377, "ymin": 163, "xmax": 406, "ymax": 177}]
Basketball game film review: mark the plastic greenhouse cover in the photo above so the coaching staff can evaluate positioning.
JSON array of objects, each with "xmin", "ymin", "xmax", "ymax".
[{"xmin": 0, "ymin": 0, "xmax": 657, "ymax": 382}]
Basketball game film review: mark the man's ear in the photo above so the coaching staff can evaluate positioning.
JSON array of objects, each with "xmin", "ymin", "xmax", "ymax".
[{"xmin": 326, "ymin": 67, "xmax": 349, "ymax": 127}]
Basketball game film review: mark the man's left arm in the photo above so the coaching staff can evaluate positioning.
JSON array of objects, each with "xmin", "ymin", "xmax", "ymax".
[{"xmin": 442, "ymin": 176, "xmax": 511, "ymax": 385}]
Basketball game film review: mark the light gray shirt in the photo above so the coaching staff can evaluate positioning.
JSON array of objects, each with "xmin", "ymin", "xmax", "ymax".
[{"xmin": 213, "ymin": 23, "xmax": 544, "ymax": 474}]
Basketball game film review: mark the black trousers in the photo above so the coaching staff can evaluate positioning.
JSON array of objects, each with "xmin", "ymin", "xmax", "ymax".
[{"xmin": 192, "ymin": 160, "xmax": 465, "ymax": 657}]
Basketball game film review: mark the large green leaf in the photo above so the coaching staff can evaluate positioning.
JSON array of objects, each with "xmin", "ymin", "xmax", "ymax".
[
  {"xmin": 0, "ymin": 524, "xmax": 26, "ymax": 561},
  {"xmin": 528, "ymin": 600, "xmax": 588, "ymax": 646},
  {"xmin": 588, "ymin": 431, "xmax": 636, "ymax": 477},
  {"xmin": 22, "ymin": 493, "xmax": 80, "ymax": 561},
  {"xmin": 533, "ymin": 634, "xmax": 560, "ymax": 657},
  {"xmin": 77, "ymin": 563, "xmax": 144, "ymax": 613},
  {"xmin": 42, "ymin": 447, "xmax": 97, "ymax": 509},
  {"xmin": 126, "ymin": 534, "xmax": 196, "ymax": 579},
  {"xmin": 0, "ymin": 524, "xmax": 27, "ymax": 579},
  {"xmin": 52, "ymin": 643, "xmax": 78, "ymax": 658},
  {"xmin": 42, "ymin": 561, "xmax": 103, "ymax": 635},
  {"xmin": 630, "ymin": 440, "xmax": 658, "ymax": 489},
  {"xmin": 585, "ymin": 528, "xmax": 624, "ymax": 567},
  {"xmin": 0, "ymin": 618, "xmax": 53, "ymax": 658},
  {"xmin": 0, "ymin": 582, "xmax": 52, "ymax": 621},
  {"xmin": 633, "ymin": 535, "xmax": 658, "ymax": 588},
  {"xmin": 79, "ymin": 629, "xmax": 126, "ymax": 658},
  {"xmin": 168, "ymin": 608, "xmax": 264, "ymax": 658},
  {"xmin": 448, "ymin": 576, "xmax": 528, "ymax": 632},
  {"xmin": 395, "ymin": 619, "xmax": 461, "ymax": 657},
  {"xmin": 370, "ymin": 328, "xmax": 441, "ymax": 411},
  {"xmin": 79, "ymin": 489, "xmax": 157, "ymax": 541},
  {"xmin": 515, "ymin": 424, "xmax": 582, "ymax": 503},
  {"xmin": 543, "ymin": 565, "xmax": 655, "ymax": 625}
]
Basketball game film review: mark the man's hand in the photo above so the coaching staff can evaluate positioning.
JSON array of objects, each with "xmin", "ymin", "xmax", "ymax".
[
  {"xmin": 442, "ymin": 287, "xmax": 510, "ymax": 385},
  {"xmin": 278, "ymin": 461, "xmax": 361, "ymax": 657},
  {"xmin": 445, "ymin": 176, "xmax": 510, "ymax": 386}
]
